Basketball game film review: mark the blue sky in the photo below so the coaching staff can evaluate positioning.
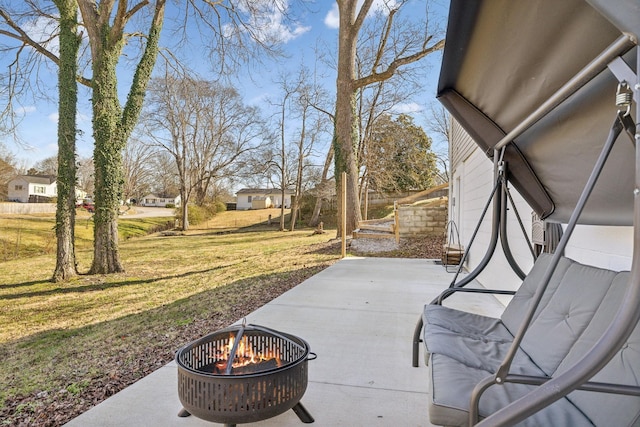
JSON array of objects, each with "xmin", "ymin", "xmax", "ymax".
[{"xmin": 4, "ymin": 0, "xmax": 450, "ymax": 168}]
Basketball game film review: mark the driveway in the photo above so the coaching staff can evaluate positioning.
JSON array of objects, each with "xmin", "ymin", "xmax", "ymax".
[{"xmin": 122, "ymin": 206, "xmax": 175, "ymax": 218}]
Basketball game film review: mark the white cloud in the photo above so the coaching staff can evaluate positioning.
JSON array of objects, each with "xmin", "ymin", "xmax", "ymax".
[
  {"xmin": 16, "ymin": 106, "xmax": 36, "ymax": 115},
  {"xmin": 392, "ymin": 102, "xmax": 423, "ymax": 114},
  {"xmin": 23, "ymin": 16, "xmax": 60, "ymax": 55},
  {"xmin": 324, "ymin": 0, "xmax": 400, "ymax": 29},
  {"xmin": 48, "ymin": 112, "xmax": 59, "ymax": 123},
  {"xmin": 236, "ymin": 0, "xmax": 310, "ymax": 44},
  {"xmin": 324, "ymin": 4, "xmax": 339, "ymax": 29}
]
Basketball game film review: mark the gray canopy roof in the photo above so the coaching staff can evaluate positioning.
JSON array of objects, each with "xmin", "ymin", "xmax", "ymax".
[{"xmin": 437, "ymin": 0, "xmax": 639, "ymax": 225}]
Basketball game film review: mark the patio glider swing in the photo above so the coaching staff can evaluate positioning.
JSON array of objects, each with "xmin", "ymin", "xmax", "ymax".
[{"xmin": 412, "ymin": 1, "xmax": 640, "ymax": 426}]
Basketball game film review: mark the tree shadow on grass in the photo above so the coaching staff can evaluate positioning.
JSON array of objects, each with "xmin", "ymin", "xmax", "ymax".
[
  {"xmin": 0, "ymin": 263, "xmax": 241, "ymax": 301},
  {"xmin": 0, "ymin": 279, "xmax": 50, "ymax": 290}
]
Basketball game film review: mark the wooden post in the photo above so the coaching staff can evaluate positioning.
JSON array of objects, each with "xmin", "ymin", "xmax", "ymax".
[
  {"xmin": 341, "ymin": 171, "xmax": 347, "ymax": 258},
  {"xmin": 394, "ymin": 201, "xmax": 400, "ymax": 244}
]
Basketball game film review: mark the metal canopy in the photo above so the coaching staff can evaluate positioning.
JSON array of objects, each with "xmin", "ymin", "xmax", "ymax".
[{"xmin": 437, "ymin": 0, "xmax": 639, "ymax": 225}]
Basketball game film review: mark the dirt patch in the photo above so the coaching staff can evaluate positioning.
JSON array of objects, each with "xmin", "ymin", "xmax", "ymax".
[{"xmin": 350, "ymin": 235, "xmax": 445, "ymax": 259}]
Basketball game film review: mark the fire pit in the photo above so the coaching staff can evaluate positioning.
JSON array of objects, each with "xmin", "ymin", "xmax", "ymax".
[{"xmin": 176, "ymin": 321, "xmax": 315, "ymax": 426}]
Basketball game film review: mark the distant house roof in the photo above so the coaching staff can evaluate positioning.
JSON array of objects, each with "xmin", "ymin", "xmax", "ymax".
[
  {"xmin": 236, "ymin": 188, "xmax": 294, "ymax": 195},
  {"xmin": 16, "ymin": 175, "xmax": 56, "ymax": 184}
]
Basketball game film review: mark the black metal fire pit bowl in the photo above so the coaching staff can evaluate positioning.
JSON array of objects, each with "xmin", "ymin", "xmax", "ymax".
[{"xmin": 176, "ymin": 322, "xmax": 316, "ymax": 427}]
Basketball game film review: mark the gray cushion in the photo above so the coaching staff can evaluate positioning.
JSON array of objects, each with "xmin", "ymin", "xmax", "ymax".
[
  {"xmin": 422, "ymin": 299, "xmax": 515, "ymax": 370},
  {"xmin": 556, "ymin": 272, "xmax": 640, "ymax": 427},
  {"xmin": 428, "ymin": 353, "xmax": 594, "ymax": 427},
  {"xmin": 424, "ymin": 305, "xmax": 511, "ymax": 341},
  {"xmin": 501, "ymin": 253, "xmax": 574, "ymax": 335},
  {"xmin": 520, "ymin": 262, "xmax": 616, "ymax": 374}
]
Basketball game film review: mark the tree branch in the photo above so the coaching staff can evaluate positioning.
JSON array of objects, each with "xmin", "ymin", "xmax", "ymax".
[
  {"xmin": 371, "ymin": 8, "xmax": 397, "ymax": 72},
  {"xmin": 0, "ymin": 8, "xmax": 92, "ymax": 88},
  {"xmin": 353, "ymin": 37, "xmax": 444, "ymax": 89},
  {"xmin": 120, "ymin": 0, "xmax": 165, "ymax": 133},
  {"xmin": 0, "ymin": 8, "xmax": 60, "ymax": 65},
  {"xmin": 353, "ymin": 0, "xmax": 374, "ymax": 32}
]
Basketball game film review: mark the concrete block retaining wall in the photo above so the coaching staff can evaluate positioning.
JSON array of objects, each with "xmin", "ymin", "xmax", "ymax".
[{"xmin": 398, "ymin": 205, "xmax": 447, "ymax": 236}]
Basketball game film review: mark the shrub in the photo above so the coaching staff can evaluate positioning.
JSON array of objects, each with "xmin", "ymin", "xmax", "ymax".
[
  {"xmin": 165, "ymin": 203, "xmax": 175, "ymax": 209},
  {"xmin": 213, "ymin": 200, "xmax": 227, "ymax": 214}
]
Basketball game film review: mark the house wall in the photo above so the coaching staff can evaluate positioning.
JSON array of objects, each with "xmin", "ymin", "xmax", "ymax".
[
  {"xmin": 32, "ymin": 181, "xmax": 57, "ymax": 200},
  {"xmin": 450, "ymin": 120, "xmax": 633, "ymax": 302},
  {"xmin": 251, "ymin": 197, "xmax": 272, "ymax": 209},
  {"xmin": 7, "ymin": 178, "xmax": 57, "ymax": 202},
  {"xmin": 237, "ymin": 192, "xmax": 291, "ymax": 210},
  {"xmin": 7, "ymin": 178, "xmax": 29, "ymax": 202},
  {"xmin": 266, "ymin": 193, "xmax": 291, "ymax": 209},
  {"xmin": 141, "ymin": 195, "xmax": 180, "ymax": 207},
  {"xmin": 237, "ymin": 195, "xmax": 254, "ymax": 210}
]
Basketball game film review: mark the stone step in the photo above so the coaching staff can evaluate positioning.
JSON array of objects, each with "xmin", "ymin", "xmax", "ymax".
[
  {"xmin": 353, "ymin": 230, "xmax": 396, "ymax": 240},
  {"xmin": 358, "ymin": 223, "xmax": 394, "ymax": 233}
]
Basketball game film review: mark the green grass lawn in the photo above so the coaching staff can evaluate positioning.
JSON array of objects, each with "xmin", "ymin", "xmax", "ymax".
[{"xmin": 0, "ymin": 209, "xmax": 340, "ymax": 424}]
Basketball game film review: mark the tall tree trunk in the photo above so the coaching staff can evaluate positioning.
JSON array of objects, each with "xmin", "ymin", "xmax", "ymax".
[
  {"xmin": 289, "ymin": 109, "xmax": 307, "ymax": 231},
  {"xmin": 334, "ymin": 1, "xmax": 363, "ymax": 237},
  {"xmin": 279, "ymin": 187, "xmax": 286, "ymax": 231},
  {"xmin": 180, "ymin": 187, "xmax": 190, "ymax": 230},
  {"xmin": 79, "ymin": 1, "xmax": 165, "ymax": 274},
  {"xmin": 52, "ymin": 0, "xmax": 80, "ymax": 282},
  {"xmin": 90, "ymin": 43, "xmax": 125, "ymax": 273}
]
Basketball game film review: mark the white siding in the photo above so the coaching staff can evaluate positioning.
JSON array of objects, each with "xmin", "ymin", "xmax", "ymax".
[
  {"xmin": 7, "ymin": 178, "xmax": 29, "ymax": 202},
  {"xmin": 564, "ymin": 225, "xmax": 632, "ymax": 271},
  {"xmin": 450, "ymin": 120, "xmax": 477, "ymax": 170},
  {"xmin": 7, "ymin": 177, "xmax": 56, "ymax": 202},
  {"xmin": 236, "ymin": 195, "xmax": 253, "ymax": 210}
]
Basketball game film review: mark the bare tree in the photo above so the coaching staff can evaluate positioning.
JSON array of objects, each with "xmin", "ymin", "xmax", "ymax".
[
  {"xmin": 426, "ymin": 103, "xmax": 451, "ymax": 182},
  {"xmin": 266, "ymin": 80, "xmax": 295, "ymax": 231},
  {"xmin": 333, "ymin": 0, "xmax": 444, "ymax": 236},
  {"xmin": 0, "ymin": 142, "xmax": 17, "ymax": 200},
  {"xmin": 265, "ymin": 66, "xmax": 328, "ymax": 231},
  {"xmin": 145, "ymin": 72, "xmax": 264, "ymax": 230},
  {"xmin": 308, "ymin": 145, "xmax": 334, "ymax": 227},
  {"xmin": 32, "ymin": 155, "xmax": 58, "ymax": 176},
  {"xmin": 148, "ymin": 150, "xmax": 179, "ymax": 197},
  {"xmin": 123, "ymin": 134, "xmax": 156, "ymax": 203},
  {"xmin": 76, "ymin": 155, "xmax": 94, "ymax": 195}
]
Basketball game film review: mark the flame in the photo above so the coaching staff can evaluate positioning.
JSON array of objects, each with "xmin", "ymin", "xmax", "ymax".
[{"xmin": 212, "ymin": 334, "xmax": 282, "ymax": 373}]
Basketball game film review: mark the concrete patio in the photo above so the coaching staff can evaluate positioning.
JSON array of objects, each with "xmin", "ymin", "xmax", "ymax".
[{"xmin": 64, "ymin": 257, "xmax": 505, "ymax": 427}]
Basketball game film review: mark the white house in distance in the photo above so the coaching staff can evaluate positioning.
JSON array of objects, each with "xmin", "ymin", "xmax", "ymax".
[
  {"xmin": 140, "ymin": 193, "xmax": 181, "ymax": 207},
  {"xmin": 7, "ymin": 175, "xmax": 57, "ymax": 202},
  {"xmin": 449, "ymin": 119, "xmax": 632, "ymax": 299},
  {"xmin": 236, "ymin": 188, "xmax": 293, "ymax": 210}
]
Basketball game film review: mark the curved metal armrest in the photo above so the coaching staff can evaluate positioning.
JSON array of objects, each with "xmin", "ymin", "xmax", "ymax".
[
  {"xmin": 503, "ymin": 374, "xmax": 640, "ymax": 396},
  {"xmin": 470, "ymin": 373, "xmax": 640, "ymax": 424},
  {"xmin": 436, "ymin": 287, "xmax": 516, "ymax": 305}
]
